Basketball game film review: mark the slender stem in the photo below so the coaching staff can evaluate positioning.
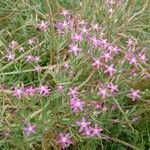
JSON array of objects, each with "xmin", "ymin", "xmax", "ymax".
[
  {"xmin": 77, "ymin": 70, "xmax": 95, "ymax": 89},
  {"xmin": 113, "ymin": 98, "xmax": 134, "ymax": 131},
  {"xmin": 111, "ymin": 137, "xmax": 141, "ymax": 150}
]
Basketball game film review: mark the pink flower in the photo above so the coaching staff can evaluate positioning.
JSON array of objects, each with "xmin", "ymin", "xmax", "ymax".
[
  {"xmin": 61, "ymin": 20, "xmax": 69, "ymax": 29},
  {"xmin": 90, "ymin": 35, "xmax": 100, "ymax": 47},
  {"xmin": 26, "ymin": 54, "xmax": 34, "ymax": 62},
  {"xmin": 37, "ymin": 20, "xmax": 48, "ymax": 31},
  {"xmin": 108, "ymin": 8, "xmax": 113, "ymax": 14},
  {"xmin": 68, "ymin": 87, "xmax": 79, "ymax": 98},
  {"xmin": 63, "ymin": 62, "xmax": 69, "ymax": 68},
  {"xmin": 80, "ymin": 26, "xmax": 89, "ymax": 34},
  {"xmin": 28, "ymin": 37, "xmax": 37, "ymax": 45},
  {"xmin": 34, "ymin": 65, "xmax": 42, "ymax": 72},
  {"xmin": 100, "ymin": 52, "xmax": 113, "ymax": 62},
  {"xmin": 107, "ymin": 82, "xmax": 119, "ymax": 94},
  {"xmin": 60, "ymin": 10, "xmax": 70, "ymax": 16},
  {"xmin": 102, "ymin": 105, "xmax": 109, "ymax": 112},
  {"xmin": 56, "ymin": 133, "xmax": 72, "ymax": 149},
  {"xmin": 101, "ymin": 38, "xmax": 108, "ymax": 47},
  {"xmin": 9, "ymin": 40, "xmax": 18, "ymax": 49},
  {"xmin": 128, "ymin": 55, "xmax": 137, "ymax": 65},
  {"xmin": 104, "ymin": 64, "xmax": 117, "ymax": 76},
  {"xmin": 127, "ymin": 89, "xmax": 141, "ymax": 101},
  {"xmin": 76, "ymin": 117, "xmax": 91, "ymax": 133},
  {"xmin": 71, "ymin": 33, "xmax": 83, "ymax": 42},
  {"xmin": 24, "ymin": 123, "xmax": 36, "ymax": 136},
  {"xmin": 57, "ymin": 84, "xmax": 64, "ymax": 94},
  {"xmin": 92, "ymin": 58, "xmax": 103, "ymax": 69},
  {"xmin": 70, "ymin": 98, "xmax": 84, "ymax": 112},
  {"xmin": 139, "ymin": 53, "xmax": 148, "ymax": 64},
  {"xmin": 18, "ymin": 47, "xmax": 25, "ymax": 52},
  {"xmin": 24, "ymin": 86, "xmax": 36, "ymax": 96},
  {"xmin": 68, "ymin": 44, "xmax": 82, "ymax": 56},
  {"xmin": 98, "ymin": 87, "xmax": 109, "ymax": 99},
  {"xmin": 38, "ymin": 85, "xmax": 50, "ymax": 95},
  {"xmin": 82, "ymin": 127, "xmax": 92, "ymax": 137},
  {"xmin": 91, "ymin": 124, "xmax": 103, "ymax": 137},
  {"xmin": 91, "ymin": 24, "xmax": 100, "ymax": 31},
  {"xmin": 112, "ymin": 45, "xmax": 120, "ymax": 54},
  {"xmin": 13, "ymin": 86, "xmax": 24, "ymax": 99},
  {"xmin": 127, "ymin": 37, "xmax": 137, "ymax": 47},
  {"xmin": 88, "ymin": 101, "xmax": 102, "ymax": 109},
  {"xmin": 6, "ymin": 52, "xmax": 15, "ymax": 61},
  {"xmin": 34, "ymin": 56, "xmax": 41, "ymax": 62}
]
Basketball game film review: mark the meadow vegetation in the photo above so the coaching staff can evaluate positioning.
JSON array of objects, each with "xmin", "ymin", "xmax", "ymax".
[{"xmin": 0, "ymin": 0, "xmax": 150, "ymax": 149}]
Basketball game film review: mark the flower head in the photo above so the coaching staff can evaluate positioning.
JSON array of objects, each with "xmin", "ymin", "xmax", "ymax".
[
  {"xmin": 92, "ymin": 58, "xmax": 103, "ymax": 69},
  {"xmin": 38, "ymin": 85, "xmax": 50, "ymax": 95},
  {"xmin": 104, "ymin": 64, "xmax": 117, "ymax": 76},
  {"xmin": 98, "ymin": 87, "xmax": 109, "ymax": 99},
  {"xmin": 90, "ymin": 124, "xmax": 103, "ymax": 137},
  {"xmin": 24, "ymin": 86, "xmax": 36, "ymax": 96},
  {"xmin": 57, "ymin": 84, "xmax": 64, "ymax": 94},
  {"xmin": 18, "ymin": 47, "xmax": 25, "ymax": 52},
  {"xmin": 76, "ymin": 117, "xmax": 91, "ymax": 133},
  {"xmin": 56, "ymin": 133, "xmax": 72, "ymax": 149},
  {"xmin": 37, "ymin": 20, "xmax": 48, "ymax": 31},
  {"xmin": 13, "ymin": 86, "xmax": 24, "ymax": 99},
  {"xmin": 70, "ymin": 98, "xmax": 84, "ymax": 112},
  {"xmin": 34, "ymin": 65, "xmax": 42, "ymax": 72},
  {"xmin": 68, "ymin": 44, "xmax": 82, "ymax": 56},
  {"xmin": 9, "ymin": 40, "xmax": 18, "ymax": 49},
  {"xmin": 107, "ymin": 82, "xmax": 119, "ymax": 94},
  {"xmin": 68, "ymin": 87, "xmax": 79, "ymax": 98},
  {"xmin": 6, "ymin": 52, "xmax": 15, "ymax": 61},
  {"xmin": 24, "ymin": 123, "xmax": 36, "ymax": 136},
  {"xmin": 127, "ymin": 89, "xmax": 141, "ymax": 101},
  {"xmin": 60, "ymin": 10, "xmax": 70, "ymax": 16},
  {"xmin": 71, "ymin": 33, "xmax": 83, "ymax": 42}
]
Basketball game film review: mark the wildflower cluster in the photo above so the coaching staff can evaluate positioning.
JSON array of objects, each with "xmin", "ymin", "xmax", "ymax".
[{"xmin": 0, "ymin": 1, "xmax": 150, "ymax": 149}]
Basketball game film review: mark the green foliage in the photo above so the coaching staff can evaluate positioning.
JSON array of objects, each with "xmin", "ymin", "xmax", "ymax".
[{"xmin": 0, "ymin": 0, "xmax": 150, "ymax": 150}]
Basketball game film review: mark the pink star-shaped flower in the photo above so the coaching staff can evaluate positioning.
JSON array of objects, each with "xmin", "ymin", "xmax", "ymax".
[
  {"xmin": 91, "ymin": 124, "xmax": 103, "ymax": 137},
  {"xmin": 107, "ymin": 82, "xmax": 119, "ymax": 94},
  {"xmin": 37, "ymin": 20, "xmax": 48, "ymax": 31},
  {"xmin": 71, "ymin": 33, "xmax": 83, "ymax": 42},
  {"xmin": 6, "ymin": 52, "xmax": 15, "ymax": 61},
  {"xmin": 24, "ymin": 123, "xmax": 36, "ymax": 136},
  {"xmin": 98, "ymin": 87, "xmax": 109, "ymax": 99},
  {"xmin": 34, "ymin": 65, "xmax": 42, "ymax": 72},
  {"xmin": 76, "ymin": 117, "xmax": 91, "ymax": 133},
  {"xmin": 92, "ymin": 58, "xmax": 103, "ymax": 69},
  {"xmin": 139, "ymin": 53, "xmax": 148, "ymax": 64},
  {"xmin": 104, "ymin": 64, "xmax": 117, "ymax": 76},
  {"xmin": 100, "ymin": 52, "xmax": 113, "ymax": 62},
  {"xmin": 56, "ymin": 133, "xmax": 72, "ymax": 149},
  {"xmin": 38, "ymin": 85, "xmax": 50, "ymax": 95},
  {"xmin": 26, "ymin": 54, "xmax": 34, "ymax": 62},
  {"xmin": 24, "ymin": 86, "xmax": 36, "ymax": 96},
  {"xmin": 68, "ymin": 87, "xmax": 79, "ymax": 98},
  {"xmin": 70, "ymin": 98, "xmax": 84, "ymax": 112},
  {"xmin": 68, "ymin": 44, "xmax": 82, "ymax": 56},
  {"xmin": 60, "ymin": 10, "xmax": 70, "ymax": 16},
  {"xmin": 127, "ymin": 89, "xmax": 141, "ymax": 101},
  {"xmin": 13, "ymin": 86, "xmax": 24, "ymax": 99},
  {"xmin": 57, "ymin": 84, "xmax": 64, "ymax": 94},
  {"xmin": 9, "ymin": 40, "xmax": 18, "ymax": 49}
]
